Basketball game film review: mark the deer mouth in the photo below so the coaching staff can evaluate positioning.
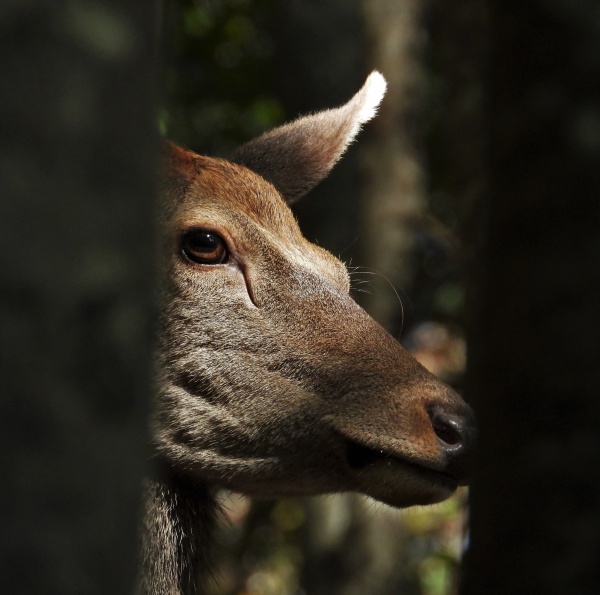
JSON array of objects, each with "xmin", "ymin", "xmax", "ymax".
[{"xmin": 344, "ymin": 438, "xmax": 458, "ymax": 492}]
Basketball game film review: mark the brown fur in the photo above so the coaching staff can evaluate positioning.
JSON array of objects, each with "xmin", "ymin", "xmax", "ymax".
[{"xmin": 139, "ymin": 73, "xmax": 475, "ymax": 594}]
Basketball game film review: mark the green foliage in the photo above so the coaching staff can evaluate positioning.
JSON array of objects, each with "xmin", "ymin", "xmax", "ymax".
[{"xmin": 162, "ymin": 0, "xmax": 283, "ymax": 155}]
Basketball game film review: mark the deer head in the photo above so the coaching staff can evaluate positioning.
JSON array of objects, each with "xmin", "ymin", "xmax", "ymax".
[{"xmin": 154, "ymin": 72, "xmax": 475, "ymax": 509}]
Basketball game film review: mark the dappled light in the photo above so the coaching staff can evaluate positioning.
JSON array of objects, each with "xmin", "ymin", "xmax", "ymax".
[{"xmin": 209, "ymin": 490, "xmax": 469, "ymax": 595}]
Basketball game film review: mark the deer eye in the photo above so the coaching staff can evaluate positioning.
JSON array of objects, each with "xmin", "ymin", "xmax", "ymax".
[{"xmin": 181, "ymin": 230, "xmax": 228, "ymax": 265}]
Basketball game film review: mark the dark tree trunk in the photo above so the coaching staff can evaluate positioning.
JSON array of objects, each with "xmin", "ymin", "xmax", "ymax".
[
  {"xmin": 272, "ymin": 0, "xmax": 365, "ymax": 259},
  {"xmin": 462, "ymin": 1, "xmax": 600, "ymax": 593},
  {"xmin": 0, "ymin": 2, "xmax": 158, "ymax": 594}
]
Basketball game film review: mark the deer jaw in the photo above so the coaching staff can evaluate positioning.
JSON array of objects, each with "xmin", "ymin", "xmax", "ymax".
[{"xmin": 154, "ymin": 72, "xmax": 475, "ymax": 511}]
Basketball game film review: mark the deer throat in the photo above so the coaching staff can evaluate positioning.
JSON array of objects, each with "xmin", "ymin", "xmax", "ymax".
[{"xmin": 138, "ymin": 473, "xmax": 218, "ymax": 595}]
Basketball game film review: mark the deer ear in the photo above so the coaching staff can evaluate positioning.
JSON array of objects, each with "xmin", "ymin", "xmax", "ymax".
[
  {"xmin": 231, "ymin": 71, "xmax": 387, "ymax": 204},
  {"xmin": 163, "ymin": 141, "xmax": 198, "ymax": 183},
  {"xmin": 161, "ymin": 140, "xmax": 201, "ymax": 201}
]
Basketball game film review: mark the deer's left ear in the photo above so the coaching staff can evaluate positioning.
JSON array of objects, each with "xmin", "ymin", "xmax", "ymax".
[{"xmin": 231, "ymin": 71, "xmax": 387, "ymax": 204}]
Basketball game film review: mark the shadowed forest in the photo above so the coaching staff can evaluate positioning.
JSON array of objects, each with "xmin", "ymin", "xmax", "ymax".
[{"xmin": 2, "ymin": 1, "xmax": 600, "ymax": 594}]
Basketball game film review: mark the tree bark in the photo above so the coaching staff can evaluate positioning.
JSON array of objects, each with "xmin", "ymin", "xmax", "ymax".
[
  {"xmin": 462, "ymin": 1, "xmax": 600, "ymax": 593},
  {"xmin": 0, "ymin": 2, "xmax": 158, "ymax": 593}
]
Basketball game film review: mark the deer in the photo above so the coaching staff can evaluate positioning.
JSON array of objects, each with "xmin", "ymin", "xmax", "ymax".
[{"xmin": 137, "ymin": 72, "xmax": 476, "ymax": 595}]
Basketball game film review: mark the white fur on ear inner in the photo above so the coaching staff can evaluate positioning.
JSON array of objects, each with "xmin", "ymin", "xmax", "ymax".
[{"xmin": 351, "ymin": 71, "xmax": 388, "ymax": 129}]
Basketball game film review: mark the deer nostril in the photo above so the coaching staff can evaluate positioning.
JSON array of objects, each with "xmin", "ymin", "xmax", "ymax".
[
  {"xmin": 431, "ymin": 412, "xmax": 463, "ymax": 449},
  {"xmin": 427, "ymin": 402, "xmax": 477, "ymax": 485}
]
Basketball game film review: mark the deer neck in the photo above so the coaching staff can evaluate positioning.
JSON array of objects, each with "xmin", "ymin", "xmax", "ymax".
[{"xmin": 138, "ymin": 472, "xmax": 217, "ymax": 595}]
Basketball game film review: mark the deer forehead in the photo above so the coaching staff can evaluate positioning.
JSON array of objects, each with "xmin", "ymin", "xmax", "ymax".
[
  {"xmin": 170, "ymin": 155, "xmax": 350, "ymax": 292},
  {"xmin": 182, "ymin": 157, "xmax": 296, "ymax": 229}
]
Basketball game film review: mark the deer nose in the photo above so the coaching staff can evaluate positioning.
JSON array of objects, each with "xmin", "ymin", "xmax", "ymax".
[{"xmin": 429, "ymin": 405, "xmax": 477, "ymax": 484}]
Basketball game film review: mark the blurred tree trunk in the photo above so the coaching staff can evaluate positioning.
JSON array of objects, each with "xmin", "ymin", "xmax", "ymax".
[
  {"xmin": 0, "ymin": 2, "xmax": 158, "ymax": 594},
  {"xmin": 462, "ymin": 1, "xmax": 600, "ymax": 593},
  {"xmin": 360, "ymin": 0, "xmax": 431, "ymax": 335}
]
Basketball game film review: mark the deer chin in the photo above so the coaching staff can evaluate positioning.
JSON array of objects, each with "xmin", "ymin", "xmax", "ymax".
[
  {"xmin": 157, "ymin": 423, "xmax": 456, "ymax": 508},
  {"xmin": 342, "ymin": 436, "xmax": 458, "ymax": 507}
]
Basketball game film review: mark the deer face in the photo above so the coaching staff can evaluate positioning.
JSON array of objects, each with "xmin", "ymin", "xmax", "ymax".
[{"xmin": 154, "ymin": 73, "xmax": 476, "ymax": 508}]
